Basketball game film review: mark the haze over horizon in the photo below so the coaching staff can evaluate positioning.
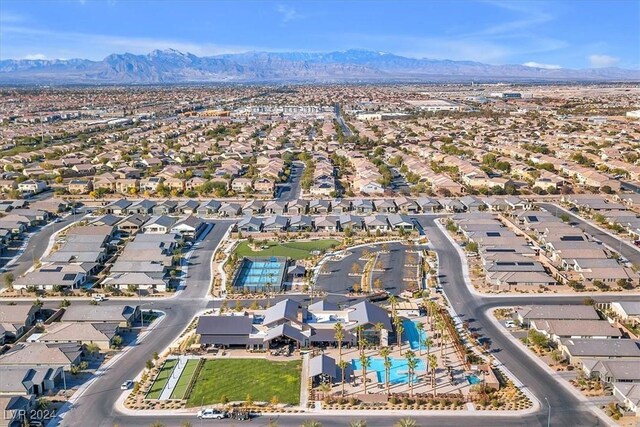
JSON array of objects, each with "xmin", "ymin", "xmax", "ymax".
[{"xmin": 1, "ymin": 0, "xmax": 639, "ymax": 70}]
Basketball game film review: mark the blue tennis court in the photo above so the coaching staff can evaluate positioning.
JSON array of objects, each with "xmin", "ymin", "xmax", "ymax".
[{"xmin": 233, "ymin": 257, "xmax": 287, "ymax": 292}]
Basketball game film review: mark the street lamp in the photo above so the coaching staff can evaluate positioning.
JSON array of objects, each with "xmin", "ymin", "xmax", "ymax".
[{"xmin": 544, "ymin": 396, "xmax": 551, "ymax": 427}]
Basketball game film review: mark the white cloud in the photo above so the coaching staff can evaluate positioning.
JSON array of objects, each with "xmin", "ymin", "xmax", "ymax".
[
  {"xmin": 0, "ymin": 25, "xmax": 256, "ymax": 59},
  {"xmin": 523, "ymin": 61, "xmax": 562, "ymax": 69},
  {"xmin": 588, "ymin": 54, "xmax": 619, "ymax": 68},
  {"xmin": 23, "ymin": 53, "xmax": 47, "ymax": 60},
  {"xmin": 276, "ymin": 4, "xmax": 302, "ymax": 23}
]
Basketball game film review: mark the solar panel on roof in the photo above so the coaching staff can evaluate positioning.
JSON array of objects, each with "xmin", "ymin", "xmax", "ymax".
[{"xmin": 62, "ymin": 273, "xmax": 76, "ymax": 281}]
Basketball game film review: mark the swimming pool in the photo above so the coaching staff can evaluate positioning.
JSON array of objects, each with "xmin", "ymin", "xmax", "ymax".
[
  {"xmin": 402, "ymin": 318, "xmax": 429, "ymax": 351},
  {"xmin": 352, "ymin": 356, "xmax": 425, "ymax": 385},
  {"xmin": 466, "ymin": 374, "xmax": 481, "ymax": 385},
  {"xmin": 233, "ymin": 257, "xmax": 287, "ymax": 291}
]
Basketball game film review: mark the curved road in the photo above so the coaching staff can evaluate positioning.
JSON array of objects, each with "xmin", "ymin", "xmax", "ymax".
[
  {"xmin": 52, "ymin": 213, "xmax": 640, "ymax": 426},
  {"xmin": 57, "ymin": 220, "xmax": 233, "ymax": 427}
]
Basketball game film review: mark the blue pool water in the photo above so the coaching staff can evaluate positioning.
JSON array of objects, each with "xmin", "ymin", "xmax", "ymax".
[
  {"xmin": 466, "ymin": 374, "xmax": 481, "ymax": 385},
  {"xmin": 402, "ymin": 319, "xmax": 429, "ymax": 351},
  {"xmin": 352, "ymin": 357, "xmax": 425, "ymax": 385}
]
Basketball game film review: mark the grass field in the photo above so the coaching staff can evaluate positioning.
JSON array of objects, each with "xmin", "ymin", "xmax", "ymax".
[
  {"xmin": 146, "ymin": 359, "xmax": 177, "ymax": 400},
  {"xmin": 170, "ymin": 359, "xmax": 200, "ymax": 400},
  {"xmin": 233, "ymin": 239, "xmax": 340, "ymax": 260},
  {"xmin": 186, "ymin": 359, "xmax": 302, "ymax": 406}
]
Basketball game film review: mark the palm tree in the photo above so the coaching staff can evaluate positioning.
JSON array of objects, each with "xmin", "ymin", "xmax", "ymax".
[
  {"xmin": 319, "ymin": 383, "xmax": 331, "ymax": 400},
  {"xmin": 440, "ymin": 330, "xmax": 449, "ymax": 357},
  {"xmin": 422, "ymin": 337, "xmax": 434, "ymax": 360},
  {"xmin": 394, "ymin": 418, "xmax": 419, "ymax": 427},
  {"xmin": 415, "ymin": 322, "xmax": 425, "ymax": 356},
  {"xmin": 337, "ymin": 359, "xmax": 348, "ymax": 395},
  {"xmin": 405, "ymin": 350, "xmax": 418, "ymax": 397},
  {"xmin": 379, "ymin": 346, "xmax": 392, "ymax": 394},
  {"xmin": 388, "ymin": 295, "xmax": 397, "ymax": 318},
  {"xmin": 355, "ymin": 325, "xmax": 368, "ymax": 356},
  {"xmin": 349, "ymin": 420, "xmax": 367, "ymax": 427},
  {"xmin": 393, "ymin": 316, "xmax": 404, "ymax": 355},
  {"xmin": 334, "ymin": 323, "xmax": 344, "ymax": 361},
  {"xmin": 301, "ymin": 421, "xmax": 323, "ymax": 427},
  {"xmin": 427, "ymin": 301, "xmax": 438, "ymax": 329},
  {"xmin": 359, "ymin": 353, "xmax": 370, "ymax": 394},
  {"xmin": 427, "ymin": 354, "xmax": 438, "ymax": 395}
]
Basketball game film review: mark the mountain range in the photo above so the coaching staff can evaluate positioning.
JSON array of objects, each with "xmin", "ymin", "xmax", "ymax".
[{"xmin": 1, "ymin": 49, "xmax": 638, "ymax": 84}]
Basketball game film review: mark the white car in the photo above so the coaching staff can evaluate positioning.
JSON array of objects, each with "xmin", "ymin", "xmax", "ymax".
[
  {"xmin": 120, "ymin": 380, "xmax": 134, "ymax": 390},
  {"xmin": 505, "ymin": 321, "xmax": 516, "ymax": 328},
  {"xmin": 197, "ymin": 409, "xmax": 226, "ymax": 419}
]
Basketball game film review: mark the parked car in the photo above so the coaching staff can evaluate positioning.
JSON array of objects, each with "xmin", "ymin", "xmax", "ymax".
[
  {"xmin": 197, "ymin": 409, "xmax": 226, "ymax": 419},
  {"xmin": 120, "ymin": 380, "xmax": 134, "ymax": 390},
  {"xmin": 505, "ymin": 321, "xmax": 516, "ymax": 328},
  {"xmin": 92, "ymin": 294, "xmax": 107, "ymax": 302}
]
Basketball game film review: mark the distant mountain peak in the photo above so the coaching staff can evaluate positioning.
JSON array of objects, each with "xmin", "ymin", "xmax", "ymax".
[{"xmin": 0, "ymin": 48, "xmax": 638, "ymax": 84}]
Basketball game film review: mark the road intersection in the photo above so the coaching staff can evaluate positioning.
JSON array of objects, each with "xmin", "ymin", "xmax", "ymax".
[{"xmin": 3, "ymin": 210, "xmax": 635, "ymax": 426}]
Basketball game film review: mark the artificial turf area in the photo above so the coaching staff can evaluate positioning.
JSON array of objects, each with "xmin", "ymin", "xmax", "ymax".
[
  {"xmin": 146, "ymin": 358, "xmax": 177, "ymax": 399},
  {"xmin": 233, "ymin": 239, "xmax": 340, "ymax": 260},
  {"xmin": 169, "ymin": 359, "xmax": 200, "ymax": 400},
  {"xmin": 186, "ymin": 359, "xmax": 302, "ymax": 406}
]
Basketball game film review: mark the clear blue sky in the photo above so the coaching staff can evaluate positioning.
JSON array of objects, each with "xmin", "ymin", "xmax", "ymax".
[{"xmin": 1, "ymin": 0, "xmax": 638, "ymax": 69}]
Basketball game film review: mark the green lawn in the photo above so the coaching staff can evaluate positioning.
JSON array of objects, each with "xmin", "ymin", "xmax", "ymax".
[
  {"xmin": 146, "ymin": 359, "xmax": 177, "ymax": 400},
  {"xmin": 170, "ymin": 359, "xmax": 200, "ymax": 400},
  {"xmin": 186, "ymin": 359, "xmax": 301, "ymax": 406},
  {"xmin": 233, "ymin": 239, "xmax": 340, "ymax": 260}
]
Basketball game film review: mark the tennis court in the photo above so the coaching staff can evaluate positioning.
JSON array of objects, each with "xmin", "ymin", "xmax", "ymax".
[{"xmin": 233, "ymin": 256, "xmax": 287, "ymax": 292}]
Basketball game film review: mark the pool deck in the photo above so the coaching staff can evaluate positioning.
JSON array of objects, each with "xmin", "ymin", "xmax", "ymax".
[{"xmin": 313, "ymin": 315, "xmax": 475, "ymax": 398}]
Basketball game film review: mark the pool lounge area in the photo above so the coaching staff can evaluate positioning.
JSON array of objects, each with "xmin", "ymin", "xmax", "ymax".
[
  {"xmin": 352, "ymin": 356, "xmax": 426, "ymax": 385},
  {"xmin": 232, "ymin": 256, "xmax": 288, "ymax": 292}
]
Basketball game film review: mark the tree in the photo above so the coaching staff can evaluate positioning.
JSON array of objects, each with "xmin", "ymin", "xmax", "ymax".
[
  {"xmin": 359, "ymin": 352, "xmax": 370, "ymax": 394},
  {"xmin": 350, "ymin": 263, "xmax": 360, "ymax": 275},
  {"xmin": 338, "ymin": 359, "xmax": 348, "ymax": 395},
  {"xmin": 379, "ymin": 346, "xmax": 392, "ymax": 394},
  {"xmin": 405, "ymin": 350, "xmax": 418, "ymax": 396},
  {"xmin": 146, "ymin": 360, "xmax": 154, "ymax": 370},
  {"xmin": 427, "ymin": 354, "xmax": 438, "ymax": 395},
  {"xmin": 270, "ymin": 395, "xmax": 280, "ymax": 406},
  {"xmin": 149, "ymin": 422, "xmax": 167, "ymax": 427},
  {"xmin": 85, "ymin": 342, "xmax": 100, "ymax": 356},
  {"xmin": 416, "ymin": 322, "xmax": 425, "ymax": 356},
  {"xmin": 334, "ymin": 323, "xmax": 344, "ymax": 361},
  {"xmin": 245, "ymin": 393, "xmax": 253, "ymax": 407},
  {"xmin": 2, "ymin": 273, "xmax": 14, "ymax": 290},
  {"xmin": 301, "ymin": 421, "xmax": 323, "ymax": 427},
  {"xmin": 111, "ymin": 334, "xmax": 123, "ymax": 349},
  {"xmin": 393, "ymin": 316, "xmax": 404, "ymax": 354},
  {"xmin": 527, "ymin": 329, "xmax": 549, "ymax": 349},
  {"xmin": 349, "ymin": 421, "xmax": 368, "ymax": 427},
  {"xmin": 59, "ymin": 299, "xmax": 70, "ymax": 308}
]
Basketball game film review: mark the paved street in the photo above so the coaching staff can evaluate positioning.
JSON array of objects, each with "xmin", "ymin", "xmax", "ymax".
[
  {"xmin": 415, "ymin": 215, "xmax": 640, "ymax": 427},
  {"xmin": 55, "ymin": 220, "xmax": 233, "ymax": 427},
  {"xmin": 277, "ymin": 160, "xmax": 304, "ymax": 201},
  {"xmin": 28, "ymin": 211, "xmax": 638, "ymax": 426},
  {"xmin": 538, "ymin": 202, "xmax": 640, "ymax": 265},
  {"xmin": 1, "ymin": 213, "xmax": 79, "ymax": 278}
]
